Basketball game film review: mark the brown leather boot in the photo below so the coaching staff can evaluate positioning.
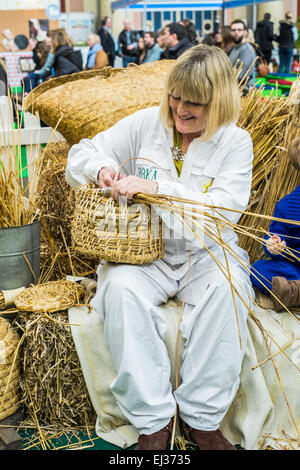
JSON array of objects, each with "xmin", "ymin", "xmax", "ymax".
[
  {"xmin": 272, "ymin": 277, "xmax": 300, "ymax": 312},
  {"xmin": 135, "ymin": 419, "xmax": 174, "ymax": 450},
  {"xmin": 179, "ymin": 419, "xmax": 236, "ymax": 450}
]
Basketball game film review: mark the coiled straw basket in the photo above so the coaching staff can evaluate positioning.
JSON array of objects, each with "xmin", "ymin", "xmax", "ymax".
[{"xmin": 72, "ymin": 184, "xmax": 164, "ymax": 264}]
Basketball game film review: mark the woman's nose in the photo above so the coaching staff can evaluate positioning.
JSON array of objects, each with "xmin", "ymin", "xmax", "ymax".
[{"xmin": 177, "ymin": 99, "xmax": 187, "ymax": 115}]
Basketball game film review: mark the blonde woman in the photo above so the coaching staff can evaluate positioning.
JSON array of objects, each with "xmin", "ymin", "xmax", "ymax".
[
  {"xmin": 66, "ymin": 45, "xmax": 254, "ymax": 450},
  {"xmin": 86, "ymin": 33, "xmax": 108, "ymax": 69},
  {"xmin": 51, "ymin": 29, "xmax": 82, "ymax": 77}
]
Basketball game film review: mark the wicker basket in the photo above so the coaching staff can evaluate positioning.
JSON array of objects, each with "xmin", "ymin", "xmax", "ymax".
[
  {"xmin": 72, "ymin": 185, "xmax": 164, "ymax": 264},
  {"xmin": 23, "ymin": 61, "xmax": 174, "ymax": 145}
]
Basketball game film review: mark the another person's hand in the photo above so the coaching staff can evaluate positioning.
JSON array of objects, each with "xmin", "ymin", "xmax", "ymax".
[
  {"xmin": 127, "ymin": 44, "xmax": 135, "ymax": 51},
  {"xmin": 98, "ymin": 166, "xmax": 125, "ymax": 188},
  {"xmin": 110, "ymin": 175, "xmax": 158, "ymax": 202},
  {"xmin": 266, "ymin": 235, "xmax": 286, "ymax": 255}
]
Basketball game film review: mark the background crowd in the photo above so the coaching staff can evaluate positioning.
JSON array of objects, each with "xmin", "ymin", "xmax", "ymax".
[{"xmin": 19, "ymin": 10, "xmax": 299, "ymax": 97}]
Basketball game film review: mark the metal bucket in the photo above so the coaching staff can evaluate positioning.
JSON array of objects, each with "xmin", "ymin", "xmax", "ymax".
[{"xmin": 0, "ymin": 220, "xmax": 41, "ymax": 290}]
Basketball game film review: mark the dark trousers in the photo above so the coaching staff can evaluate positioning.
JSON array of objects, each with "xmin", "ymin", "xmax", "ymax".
[
  {"xmin": 278, "ymin": 48, "xmax": 294, "ymax": 74},
  {"xmin": 262, "ymin": 49, "xmax": 272, "ymax": 64},
  {"xmin": 23, "ymin": 72, "xmax": 42, "ymax": 93}
]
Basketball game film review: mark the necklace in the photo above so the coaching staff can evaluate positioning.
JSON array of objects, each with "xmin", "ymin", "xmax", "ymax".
[{"xmin": 170, "ymin": 127, "xmax": 185, "ymax": 161}]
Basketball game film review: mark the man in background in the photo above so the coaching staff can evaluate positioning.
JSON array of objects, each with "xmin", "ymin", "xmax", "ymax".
[
  {"xmin": 98, "ymin": 16, "xmax": 116, "ymax": 67},
  {"xmin": 143, "ymin": 32, "xmax": 162, "ymax": 63},
  {"xmin": 228, "ymin": 19, "xmax": 257, "ymax": 95},
  {"xmin": 161, "ymin": 23, "xmax": 193, "ymax": 60},
  {"xmin": 117, "ymin": 19, "xmax": 139, "ymax": 67},
  {"xmin": 255, "ymin": 13, "xmax": 275, "ymax": 64}
]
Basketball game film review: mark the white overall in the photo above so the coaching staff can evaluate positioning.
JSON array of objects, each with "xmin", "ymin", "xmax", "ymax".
[{"xmin": 66, "ymin": 106, "xmax": 254, "ymax": 435}]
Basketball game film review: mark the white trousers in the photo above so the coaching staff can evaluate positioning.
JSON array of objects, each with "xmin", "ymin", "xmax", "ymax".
[{"xmin": 91, "ymin": 247, "xmax": 254, "ymax": 435}]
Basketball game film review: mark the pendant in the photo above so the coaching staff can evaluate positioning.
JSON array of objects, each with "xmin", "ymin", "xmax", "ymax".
[{"xmin": 170, "ymin": 145, "xmax": 185, "ymax": 162}]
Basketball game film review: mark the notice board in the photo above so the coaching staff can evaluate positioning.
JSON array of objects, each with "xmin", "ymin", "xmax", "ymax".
[{"xmin": 0, "ymin": 9, "xmax": 59, "ymax": 52}]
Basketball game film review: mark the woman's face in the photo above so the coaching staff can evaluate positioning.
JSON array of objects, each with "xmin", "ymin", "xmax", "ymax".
[
  {"xmin": 169, "ymin": 94, "xmax": 207, "ymax": 137},
  {"xmin": 87, "ymin": 37, "xmax": 94, "ymax": 47}
]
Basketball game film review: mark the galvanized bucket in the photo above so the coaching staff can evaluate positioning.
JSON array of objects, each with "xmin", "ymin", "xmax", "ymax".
[{"xmin": 0, "ymin": 220, "xmax": 41, "ymax": 290}]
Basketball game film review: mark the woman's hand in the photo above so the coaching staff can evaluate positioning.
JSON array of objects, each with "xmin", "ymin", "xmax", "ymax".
[
  {"xmin": 266, "ymin": 235, "xmax": 286, "ymax": 255},
  {"xmin": 110, "ymin": 175, "xmax": 158, "ymax": 202},
  {"xmin": 98, "ymin": 166, "xmax": 125, "ymax": 188}
]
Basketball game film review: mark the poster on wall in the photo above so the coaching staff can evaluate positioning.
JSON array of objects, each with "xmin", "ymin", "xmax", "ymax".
[{"xmin": 29, "ymin": 18, "xmax": 49, "ymax": 39}]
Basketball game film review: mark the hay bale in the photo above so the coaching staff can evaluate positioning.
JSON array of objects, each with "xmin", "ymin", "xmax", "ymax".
[
  {"xmin": 38, "ymin": 141, "xmax": 72, "ymax": 245},
  {"xmin": 23, "ymin": 61, "xmax": 174, "ymax": 145},
  {"xmin": 17, "ymin": 310, "xmax": 96, "ymax": 429},
  {"xmin": 0, "ymin": 317, "xmax": 21, "ymax": 421},
  {"xmin": 37, "ymin": 142, "xmax": 96, "ymax": 281}
]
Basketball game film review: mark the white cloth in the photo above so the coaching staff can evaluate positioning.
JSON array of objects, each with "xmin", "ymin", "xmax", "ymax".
[{"xmin": 69, "ymin": 301, "xmax": 300, "ymax": 450}]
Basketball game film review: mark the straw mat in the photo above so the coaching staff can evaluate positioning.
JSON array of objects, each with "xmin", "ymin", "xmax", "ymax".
[{"xmin": 14, "ymin": 280, "xmax": 84, "ymax": 314}]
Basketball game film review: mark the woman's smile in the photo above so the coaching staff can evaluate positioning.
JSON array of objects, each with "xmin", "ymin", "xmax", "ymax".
[{"xmin": 169, "ymin": 94, "xmax": 206, "ymax": 137}]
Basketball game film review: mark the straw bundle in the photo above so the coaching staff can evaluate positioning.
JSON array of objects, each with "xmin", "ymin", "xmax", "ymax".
[
  {"xmin": 14, "ymin": 280, "xmax": 84, "ymax": 314},
  {"xmin": 0, "ymin": 88, "xmax": 43, "ymax": 228},
  {"xmin": 17, "ymin": 310, "xmax": 96, "ymax": 429},
  {"xmin": 268, "ymin": 80, "xmax": 300, "ymax": 205},
  {"xmin": 35, "ymin": 142, "xmax": 96, "ymax": 281},
  {"xmin": 23, "ymin": 61, "xmax": 174, "ymax": 145},
  {"xmin": 237, "ymin": 86, "xmax": 290, "ymax": 262},
  {"xmin": 72, "ymin": 184, "xmax": 164, "ymax": 264},
  {"xmin": 37, "ymin": 141, "xmax": 72, "ymax": 245},
  {"xmin": 0, "ymin": 317, "xmax": 21, "ymax": 420}
]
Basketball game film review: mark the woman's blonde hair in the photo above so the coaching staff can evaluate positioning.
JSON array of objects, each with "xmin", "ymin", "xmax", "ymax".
[
  {"xmin": 88, "ymin": 33, "xmax": 101, "ymax": 45},
  {"xmin": 159, "ymin": 44, "xmax": 241, "ymax": 141}
]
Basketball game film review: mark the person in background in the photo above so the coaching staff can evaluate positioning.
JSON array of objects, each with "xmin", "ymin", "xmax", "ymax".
[
  {"xmin": 86, "ymin": 34, "xmax": 104, "ymax": 70},
  {"xmin": 143, "ymin": 31, "xmax": 162, "ymax": 63},
  {"xmin": 182, "ymin": 18, "xmax": 198, "ymax": 45},
  {"xmin": 117, "ymin": 19, "xmax": 139, "ymax": 67},
  {"xmin": 276, "ymin": 12, "xmax": 298, "ymax": 74},
  {"xmin": 254, "ymin": 13, "xmax": 276, "ymax": 64},
  {"xmin": 201, "ymin": 35, "xmax": 215, "ymax": 46},
  {"xmin": 157, "ymin": 27, "xmax": 166, "ymax": 54},
  {"xmin": 23, "ymin": 35, "xmax": 54, "ymax": 93},
  {"xmin": 28, "ymin": 37, "xmax": 41, "ymax": 70},
  {"xmin": 220, "ymin": 26, "xmax": 234, "ymax": 54},
  {"xmin": 228, "ymin": 19, "xmax": 257, "ymax": 95},
  {"xmin": 161, "ymin": 22, "xmax": 193, "ymax": 60},
  {"xmin": 135, "ymin": 36, "xmax": 147, "ymax": 64},
  {"xmin": 98, "ymin": 16, "xmax": 116, "ymax": 67},
  {"xmin": 250, "ymin": 137, "xmax": 300, "ymax": 312},
  {"xmin": 51, "ymin": 29, "xmax": 83, "ymax": 77}
]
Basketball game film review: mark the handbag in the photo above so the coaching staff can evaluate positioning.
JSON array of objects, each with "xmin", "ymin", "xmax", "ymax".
[{"xmin": 257, "ymin": 57, "xmax": 269, "ymax": 77}]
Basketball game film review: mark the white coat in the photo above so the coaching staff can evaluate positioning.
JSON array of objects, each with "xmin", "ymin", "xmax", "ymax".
[{"xmin": 66, "ymin": 106, "xmax": 254, "ymax": 436}]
